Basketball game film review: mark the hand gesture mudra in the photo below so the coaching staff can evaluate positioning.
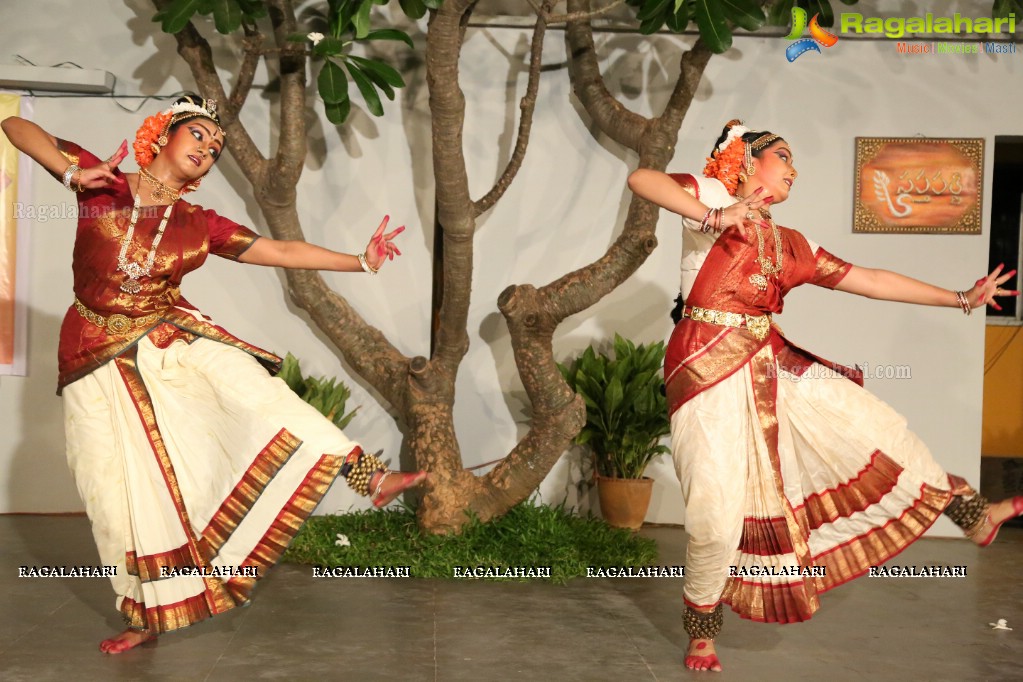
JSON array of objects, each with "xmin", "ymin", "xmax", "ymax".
[
  {"xmin": 75, "ymin": 140, "xmax": 129, "ymax": 189},
  {"xmin": 363, "ymin": 215, "xmax": 405, "ymax": 271},
  {"xmin": 723, "ymin": 187, "xmax": 774, "ymax": 238},
  {"xmin": 967, "ymin": 264, "xmax": 1019, "ymax": 311}
]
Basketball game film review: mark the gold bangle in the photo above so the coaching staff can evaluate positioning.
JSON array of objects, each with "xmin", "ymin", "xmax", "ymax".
[{"xmin": 357, "ymin": 252, "xmax": 379, "ymax": 275}]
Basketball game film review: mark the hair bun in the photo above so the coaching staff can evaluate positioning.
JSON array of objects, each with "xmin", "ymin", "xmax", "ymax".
[{"xmin": 724, "ymin": 118, "xmax": 743, "ymax": 130}]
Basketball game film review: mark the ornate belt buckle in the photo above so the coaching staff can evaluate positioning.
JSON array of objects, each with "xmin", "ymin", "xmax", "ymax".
[
  {"xmin": 105, "ymin": 314, "xmax": 131, "ymax": 335},
  {"xmin": 745, "ymin": 314, "xmax": 770, "ymax": 341}
]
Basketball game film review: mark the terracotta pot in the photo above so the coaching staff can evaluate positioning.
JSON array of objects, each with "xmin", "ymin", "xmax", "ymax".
[{"xmin": 596, "ymin": 475, "xmax": 653, "ymax": 530}]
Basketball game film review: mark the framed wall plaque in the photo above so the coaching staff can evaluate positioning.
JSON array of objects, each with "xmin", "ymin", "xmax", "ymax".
[{"xmin": 853, "ymin": 137, "xmax": 983, "ymax": 234}]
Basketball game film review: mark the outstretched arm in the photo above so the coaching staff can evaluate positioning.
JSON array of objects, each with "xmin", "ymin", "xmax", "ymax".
[
  {"xmin": 835, "ymin": 264, "xmax": 1019, "ymax": 312},
  {"xmin": 1, "ymin": 116, "xmax": 126, "ymax": 188},
  {"xmin": 239, "ymin": 215, "xmax": 404, "ymax": 273},
  {"xmin": 627, "ymin": 168, "xmax": 770, "ymax": 234}
]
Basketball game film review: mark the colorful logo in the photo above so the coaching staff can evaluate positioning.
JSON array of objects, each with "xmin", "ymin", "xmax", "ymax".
[{"xmin": 785, "ymin": 8, "xmax": 839, "ymax": 62}]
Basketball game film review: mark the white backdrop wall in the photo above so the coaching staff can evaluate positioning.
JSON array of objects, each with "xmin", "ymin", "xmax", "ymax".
[{"xmin": 0, "ymin": 1, "xmax": 1017, "ymax": 537}]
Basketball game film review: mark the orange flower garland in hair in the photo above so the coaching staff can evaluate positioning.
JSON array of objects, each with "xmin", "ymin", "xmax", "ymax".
[
  {"xmin": 703, "ymin": 120, "xmax": 750, "ymax": 196},
  {"xmin": 133, "ymin": 110, "xmax": 171, "ymax": 170}
]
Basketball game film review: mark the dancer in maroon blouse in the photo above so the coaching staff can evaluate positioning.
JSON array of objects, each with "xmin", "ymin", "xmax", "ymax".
[
  {"xmin": 628, "ymin": 119, "xmax": 1022, "ymax": 672},
  {"xmin": 2, "ymin": 95, "xmax": 427, "ymax": 653}
]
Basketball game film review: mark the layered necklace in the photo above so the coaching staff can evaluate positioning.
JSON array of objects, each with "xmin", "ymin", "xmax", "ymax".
[
  {"xmin": 747, "ymin": 206, "xmax": 784, "ymax": 292},
  {"xmin": 139, "ymin": 167, "xmax": 181, "ymax": 202},
  {"xmin": 117, "ymin": 175, "xmax": 177, "ymax": 294}
]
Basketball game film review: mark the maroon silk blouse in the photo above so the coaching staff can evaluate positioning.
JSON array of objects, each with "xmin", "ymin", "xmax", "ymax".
[{"xmin": 55, "ymin": 140, "xmax": 279, "ymax": 392}]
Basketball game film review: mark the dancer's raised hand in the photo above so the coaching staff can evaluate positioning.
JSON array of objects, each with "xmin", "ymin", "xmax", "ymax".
[
  {"xmin": 363, "ymin": 215, "xmax": 405, "ymax": 271},
  {"xmin": 76, "ymin": 140, "xmax": 128, "ymax": 189},
  {"xmin": 967, "ymin": 264, "xmax": 1019, "ymax": 311}
]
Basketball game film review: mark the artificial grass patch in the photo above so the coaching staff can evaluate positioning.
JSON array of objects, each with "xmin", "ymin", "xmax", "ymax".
[{"xmin": 283, "ymin": 502, "xmax": 658, "ymax": 584}]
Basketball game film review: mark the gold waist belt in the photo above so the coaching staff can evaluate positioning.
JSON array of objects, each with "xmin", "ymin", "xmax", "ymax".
[
  {"xmin": 683, "ymin": 305, "xmax": 772, "ymax": 341},
  {"xmin": 74, "ymin": 298, "xmax": 164, "ymax": 335}
]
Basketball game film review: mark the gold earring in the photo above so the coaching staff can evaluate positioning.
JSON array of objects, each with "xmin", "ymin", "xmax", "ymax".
[
  {"xmin": 738, "ymin": 172, "xmax": 747, "ymax": 184},
  {"xmin": 157, "ymin": 134, "xmax": 169, "ymax": 146},
  {"xmin": 150, "ymin": 142, "xmax": 161, "ymax": 155}
]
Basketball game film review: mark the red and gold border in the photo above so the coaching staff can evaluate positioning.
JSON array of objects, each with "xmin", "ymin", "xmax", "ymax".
[
  {"xmin": 201, "ymin": 428, "xmax": 303, "ymax": 555},
  {"xmin": 797, "ymin": 450, "xmax": 902, "ymax": 531},
  {"xmin": 239, "ymin": 453, "xmax": 344, "ymax": 573}
]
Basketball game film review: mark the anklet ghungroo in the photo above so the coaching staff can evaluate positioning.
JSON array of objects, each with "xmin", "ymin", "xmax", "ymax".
[
  {"xmin": 944, "ymin": 490, "xmax": 990, "ymax": 538},
  {"xmin": 341, "ymin": 449, "xmax": 386, "ymax": 497},
  {"xmin": 683, "ymin": 603, "xmax": 723, "ymax": 640}
]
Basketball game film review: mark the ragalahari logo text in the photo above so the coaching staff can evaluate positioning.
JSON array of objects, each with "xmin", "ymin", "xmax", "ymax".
[{"xmin": 785, "ymin": 8, "xmax": 839, "ymax": 62}]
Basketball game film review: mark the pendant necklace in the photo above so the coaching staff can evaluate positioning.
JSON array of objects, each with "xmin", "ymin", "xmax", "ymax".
[
  {"xmin": 117, "ymin": 180, "xmax": 175, "ymax": 294},
  {"xmin": 749, "ymin": 208, "xmax": 783, "ymax": 292},
  {"xmin": 139, "ymin": 167, "xmax": 181, "ymax": 203}
]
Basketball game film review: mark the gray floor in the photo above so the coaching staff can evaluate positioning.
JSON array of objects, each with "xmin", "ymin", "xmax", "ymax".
[{"xmin": 0, "ymin": 516, "xmax": 1020, "ymax": 682}]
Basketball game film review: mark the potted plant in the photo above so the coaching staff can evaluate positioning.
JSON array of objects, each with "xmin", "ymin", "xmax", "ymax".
[{"xmin": 560, "ymin": 334, "xmax": 671, "ymax": 530}]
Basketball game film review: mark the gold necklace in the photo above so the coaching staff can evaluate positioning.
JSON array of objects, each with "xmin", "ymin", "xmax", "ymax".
[
  {"xmin": 117, "ymin": 191, "xmax": 175, "ymax": 294},
  {"xmin": 139, "ymin": 167, "xmax": 181, "ymax": 203},
  {"xmin": 749, "ymin": 209, "xmax": 783, "ymax": 291}
]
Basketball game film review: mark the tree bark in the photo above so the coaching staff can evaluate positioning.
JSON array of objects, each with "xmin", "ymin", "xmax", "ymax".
[{"xmin": 151, "ymin": 0, "xmax": 713, "ymax": 534}]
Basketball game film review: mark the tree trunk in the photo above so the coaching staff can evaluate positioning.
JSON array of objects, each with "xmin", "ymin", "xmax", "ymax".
[{"xmin": 152, "ymin": 0, "xmax": 713, "ymax": 533}]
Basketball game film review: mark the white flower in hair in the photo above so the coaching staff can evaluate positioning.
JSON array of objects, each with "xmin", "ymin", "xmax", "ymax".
[
  {"xmin": 716, "ymin": 124, "xmax": 750, "ymax": 153},
  {"xmin": 168, "ymin": 101, "xmax": 213, "ymax": 117},
  {"xmin": 307, "ymin": 32, "xmax": 325, "ymax": 45}
]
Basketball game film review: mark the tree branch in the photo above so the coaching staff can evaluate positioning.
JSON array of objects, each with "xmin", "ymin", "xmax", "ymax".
[
  {"xmin": 226, "ymin": 27, "xmax": 263, "ymax": 122},
  {"xmin": 482, "ymin": 284, "xmax": 585, "ymax": 496},
  {"xmin": 472, "ymin": 3, "xmax": 550, "ymax": 216},
  {"xmin": 266, "ymin": 0, "xmax": 307, "ymax": 193},
  {"xmin": 658, "ymin": 40, "xmax": 713, "ymax": 137},
  {"xmin": 564, "ymin": 0, "xmax": 648, "ymax": 151},
  {"xmin": 150, "ymin": 0, "xmax": 267, "ymax": 179},
  {"xmin": 427, "ymin": 0, "xmax": 477, "ymax": 375},
  {"xmin": 256, "ymin": 202, "xmax": 411, "ymax": 404},
  {"xmin": 527, "ymin": 0, "xmax": 628, "ymax": 24}
]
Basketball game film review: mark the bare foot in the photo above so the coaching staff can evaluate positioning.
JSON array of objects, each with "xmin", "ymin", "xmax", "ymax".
[
  {"xmin": 972, "ymin": 496, "xmax": 1023, "ymax": 547},
  {"xmin": 370, "ymin": 470, "xmax": 428, "ymax": 508},
  {"xmin": 684, "ymin": 638, "xmax": 722, "ymax": 672},
  {"xmin": 99, "ymin": 629, "xmax": 155, "ymax": 654}
]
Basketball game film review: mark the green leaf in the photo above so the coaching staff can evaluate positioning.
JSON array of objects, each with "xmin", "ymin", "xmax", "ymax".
[
  {"xmin": 637, "ymin": 0, "xmax": 671, "ymax": 22},
  {"xmin": 318, "ymin": 61, "xmax": 350, "ymax": 104},
  {"xmin": 349, "ymin": 55, "xmax": 405, "ymax": 88},
  {"xmin": 666, "ymin": 3, "xmax": 691, "ymax": 32},
  {"xmin": 313, "ymin": 36, "xmax": 346, "ymax": 57},
  {"xmin": 212, "ymin": 0, "xmax": 242, "ymax": 33},
  {"xmin": 324, "ymin": 98, "xmax": 352, "ymax": 125},
  {"xmin": 638, "ymin": 14, "xmax": 667, "ymax": 35},
  {"xmin": 154, "ymin": 0, "xmax": 202, "ymax": 34},
  {"xmin": 767, "ymin": 0, "xmax": 795, "ymax": 27},
  {"xmin": 605, "ymin": 376, "xmax": 624, "ymax": 416},
  {"xmin": 335, "ymin": 405, "xmax": 359, "ymax": 430},
  {"xmin": 237, "ymin": 0, "xmax": 267, "ymax": 17},
  {"xmin": 693, "ymin": 0, "xmax": 732, "ymax": 52},
  {"xmin": 353, "ymin": 0, "xmax": 373, "ymax": 39},
  {"xmin": 363, "ymin": 28, "xmax": 415, "ymax": 49},
  {"xmin": 346, "ymin": 62, "xmax": 384, "ymax": 116},
  {"xmin": 278, "ymin": 352, "xmax": 304, "ymax": 393},
  {"xmin": 720, "ymin": 0, "xmax": 766, "ymax": 32},
  {"xmin": 806, "ymin": 0, "xmax": 834, "ymax": 26},
  {"xmin": 399, "ymin": 0, "xmax": 428, "ymax": 20}
]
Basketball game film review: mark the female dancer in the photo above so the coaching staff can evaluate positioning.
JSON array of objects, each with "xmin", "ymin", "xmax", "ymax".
[
  {"xmin": 1, "ymin": 94, "xmax": 427, "ymax": 653},
  {"xmin": 627, "ymin": 120, "xmax": 1023, "ymax": 672}
]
